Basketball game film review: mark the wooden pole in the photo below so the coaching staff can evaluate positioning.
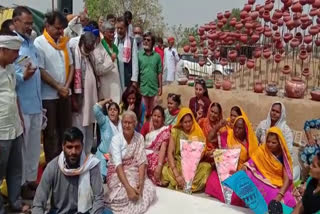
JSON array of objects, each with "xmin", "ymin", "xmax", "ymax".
[{"xmin": 52, "ymin": 0, "xmax": 55, "ymax": 11}]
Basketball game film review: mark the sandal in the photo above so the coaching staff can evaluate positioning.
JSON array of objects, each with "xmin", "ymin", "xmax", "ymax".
[{"xmin": 268, "ymin": 200, "xmax": 283, "ymax": 214}]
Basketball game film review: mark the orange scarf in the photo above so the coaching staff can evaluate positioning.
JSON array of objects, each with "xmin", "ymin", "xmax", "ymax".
[
  {"xmin": 250, "ymin": 127, "xmax": 293, "ymax": 187},
  {"xmin": 43, "ymin": 29, "xmax": 70, "ymax": 79}
]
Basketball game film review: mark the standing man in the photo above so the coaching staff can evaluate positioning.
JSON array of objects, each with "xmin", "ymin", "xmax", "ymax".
[
  {"xmin": 154, "ymin": 37, "xmax": 164, "ymax": 67},
  {"xmin": 0, "ymin": 31, "xmax": 30, "ymax": 213},
  {"xmin": 124, "ymin": 11, "xmax": 133, "ymax": 38},
  {"xmin": 93, "ymin": 21, "xmax": 121, "ymax": 103},
  {"xmin": 164, "ymin": 37, "xmax": 179, "ymax": 84},
  {"xmin": 133, "ymin": 26, "xmax": 143, "ymax": 51},
  {"xmin": 106, "ymin": 14, "xmax": 116, "ymax": 27},
  {"xmin": 12, "ymin": 6, "xmax": 42, "ymax": 198},
  {"xmin": 64, "ymin": 12, "xmax": 89, "ymax": 38},
  {"xmin": 138, "ymin": 32, "xmax": 162, "ymax": 118},
  {"xmin": 114, "ymin": 16, "xmax": 138, "ymax": 90},
  {"xmin": 34, "ymin": 11, "xmax": 74, "ymax": 164},
  {"xmin": 32, "ymin": 127, "xmax": 112, "ymax": 214}
]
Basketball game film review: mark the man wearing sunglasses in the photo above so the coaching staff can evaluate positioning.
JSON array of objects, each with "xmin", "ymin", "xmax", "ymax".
[{"xmin": 138, "ymin": 32, "xmax": 162, "ymax": 118}]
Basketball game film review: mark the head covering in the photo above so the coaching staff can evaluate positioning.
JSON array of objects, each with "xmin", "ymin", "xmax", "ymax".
[
  {"xmin": 226, "ymin": 115, "xmax": 259, "ymax": 169},
  {"xmin": 83, "ymin": 25, "xmax": 100, "ymax": 37},
  {"xmin": 168, "ymin": 37, "xmax": 175, "ymax": 43},
  {"xmin": 226, "ymin": 106, "xmax": 249, "ymax": 130},
  {"xmin": 265, "ymin": 101, "xmax": 287, "ymax": 130},
  {"xmin": 250, "ymin": 127, "xmax": 293, "ymax": 187},
  {"xmin": 174, "ymin": 107, "xmax": 205, "ymax": 141},
  {"xmin": 0, "ymin": 35, "xmax": 23, "ymax": 50}
]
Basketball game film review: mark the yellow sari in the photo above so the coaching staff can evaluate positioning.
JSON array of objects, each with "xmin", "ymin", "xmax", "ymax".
[{"xmin": 162, "ymin": 107, "xmax": 212, "ymax": 192}]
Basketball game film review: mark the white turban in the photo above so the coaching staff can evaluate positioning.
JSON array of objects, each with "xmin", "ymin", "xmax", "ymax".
[{"xmin": 0, "ymin": 35, "xmax": 23, "ymax": 50}]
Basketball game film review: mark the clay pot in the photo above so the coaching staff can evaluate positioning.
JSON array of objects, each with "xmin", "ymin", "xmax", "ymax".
[
  {"xmin": 251, "ymin": 11, "xmax": 259, "ymax": 20},
  {"xmin": 190, "ymin": 41, "xmax": 197, "ymax": 47},
  {"xmin": 309, "ymin": 26, "xmax": 319, "ymax": 35},
  {"xmin": 220, "ymin": 58, "xmax": 228, "ymax": 66},
  {"xmin": 199, "ymin": 59, "xmax": 206, "ymax": 67},
  {"xmin": 266, "ymin": 82, "xmax": 278, "ymax": 96},
  {"xmin": 240, "ymin": 34, "xmax": 248, "ymax": 43},
  {"xmin": 236, "ymin": 22, "xmax": 243, "ymax": 30},
  {"xmin": 315, "ymin": 38, "xmax": 320, "ymax": 46},
  {"xmin": 263, "ymin": 10, "xmax": 271, "ymax": 21},
  {"xmin": 191, "ymin": 47, "xmax": 197, "ymax": 53},
  {"xmin": 254, "ymin": 81, "xmax": 264, "ymax": 93},
  {"xmin": 282, "ymin": 65, "xmax": 292, "ymax": 75},
  {"xmin": 246, "ymin": 59, "xmax": 255, "ymax": 69},
  {"xmin": 230, "ymin": 18, "xmax": 237, "ymax": 27},
  {"xmin": 313, "ymin": 0, "xmax": 320, "ymax": 8},
  {"xmin": 274, "ymin": 53, "xmax": 282, "ymax": 63},
  {"xmin": 299, "ymin": 50, "xmax": 308, "ymax": 60},
  {"xmin": 193, "ymin": 52, "xmax": 198, "ymax": 59},
  {"xmin": 304, "ymin": 35, "xmax": 313, "ymax": 44},
  {"xmin": 217, "ymin": 12, "xmax": 224, "ymax": 20},
  {"xmin": 203, "ymin": 48, "xmax": 209, "ymax": 56},
  {"xmin": 285, "ymin": 77, "xmax": 306, "ymax": 98},
  {"xmin": 284, "ymin": 33, "xmax": 293, "ymax": 43},
  {"xmin": 222, "ymin": 79, "xmax": 232, "ymax": 91},
  {"xmin": 251, "ymin": 34, "xmax": 260, "ymax": 43},
  {"xmin": 290, "ymin": 38, "xmax": 300, "ymax": 48},
  {"xmin": 292, "ymin": 1, "xmax": 303, "ymax": 13},
  {"xmin": 248, "ymin": 0, "xmax": 256, "ymax": 4},
  {"xmin": 224, "ymin": 10, "xmax": 231, "ymax": 19},
  {"xmin": 273, "ymin": 9, "xmax": 283, "ymax": 19},
  {"xmin": 183, "ymin": 45, "xmax": 190, "ymax": 53},
  {"xmin": 273, "ymin": 32, "xmax": 281, "ymax": 41},
  {"xmin": 239, "ymin": 55, "xmax": 247, "ymax": 66},
  {"xmin": 214, "ymin": 50, "xmax": 221, "ymax": 58},
  {"xmin": 228, "ymin": 50, "xmax": 238, "ymax": 62},
  {"xmin": 263, "ymin": 48, "xmax": 272, "ymax": 59},
  {"xmin": 198, "ymin": 27, "xmax": 205, "ymax": 35},
  {"xmin": 254, "ymin": 48, "xmax": 262, "ymax": 58},
  {"xmin": 302, "ymin": 68, "xmax": 310, "ymax": 77},
  {"xmin": 310, "ymin": 89, "xmax": 320, "ymax": 101},
  {"xmin": 215, "ymin": 81, "xmax": 222, "ymax": 89},
  {"xmin": 240, "ymin": 10, "xmax": 248, "ymax": 19},
  {"xmin": 189, "ymin": 36, "xmax": 195, "ymax": 42},
  {"xmin": 307, "ymin": 45, "xmax": 313, "ymax": 53}
]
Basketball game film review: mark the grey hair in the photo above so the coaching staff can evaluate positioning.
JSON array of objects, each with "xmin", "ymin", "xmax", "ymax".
[
  {"xmin": 79, "ymin": 12, "xmax": 89, "ymax": 20},
  {"xmin": 101, "ymin": 21, "xmax": 115, "ymax": 33},
  {"xmin": 79, "ymin": 32, "xmax": 96, "ymax": 50},
  {"xmin": 122, "ymin": 110, "xmax": 138, "ymax": 126}
]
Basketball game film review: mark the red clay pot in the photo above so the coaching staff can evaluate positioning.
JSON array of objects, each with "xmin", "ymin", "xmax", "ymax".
[
  {"xmin": 239, "ymin": 55, "xmax": 247, "ymax": 66},
  {"xmin": 254, "ymin": 48, "xmax": 262, "ymax": 58},
  {"xmin": 282, "ymin": 65, "xmax": 292, "ymax": 75},
  {"xmin": 292, "ymin": 1, "xmax": 303, "ymax": 13},
  {"xmin": 220, "ymin": 58, "xmax": 228, "ymax": 66},
  {"xmin": 199, "ymin": 59, "xmax": 206, "ymax": 67},
  {"xmin": 274, "ymin": 53, "xmax": 282, "ymax": 63},
  {"xmin": 285, "ymin": 77, "xmax": 306, "ymax": 98},
  {"xmin": 299, "ymin": 49, "xmax": 308, "ymax": 60},
  {"xmin": 254, "ymin": 81, "xmax": 264, "ymax": 93},
  {"xmin": 246, "ymin": 59, "xmax": 255, "ymax": 69},
  {"xmin": 313, "ymin": 0, "xmax": 320, "ymax": 8},
  {"xmin": 191, "ymin": 47, "xmax": 197, "ymax": 53},
  {"xmin": 315, "ymin": 38, "xmax": 320, "ymax": 46},
  {"xmin": 183, "ymin": 45, "xmax": 190, "ymax": 53},
  {"xmin": 302, "ymin": 68, "xmax": 310, "ymax": 77},
  {"xmin": 263, "ymin": 48, "xmax": 272, "ymax": 59},
  {"xmin": 309, "ymin": 26, "xmax": 319, "ymax": 35},
  {"xmin": 284, "ymin": 33, "xmax": 293, "ymax": 43},
  {"xmin": 189, "ymin": 36, "xmax": 195, "ymax": 42},
  {"xmin": 304, "ymin": 35, "xmax": 313, "ymax": 44},
  {"xmin": 224, "ymin": 11, "xmax": 231, "ymax": 19},
  {"xmin": 215, "ymin": 81, "xmax": 222, "ymax": 89},
  {"xmin": 222, "ymin": 79, "xmax": 232, "ymax": 91},
  {"xmin": 228, "ymin": 50, "xmax": 238, "ymax": 62},
  {"xmin": 310, "ymin": 90, "xmax": 320, "ymax": 101},
  {"xmin": 290, "ymin": 38, "xmax": 300, "ymax": 48},
  {"xmin": 248, "ymin": 0, "xmax": 256, "ymax": 4}
]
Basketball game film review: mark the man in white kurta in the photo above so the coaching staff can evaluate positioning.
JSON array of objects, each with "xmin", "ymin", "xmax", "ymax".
[{"xmin": 164, "ymin": 37, "xmax": 179, "ymax": 84}]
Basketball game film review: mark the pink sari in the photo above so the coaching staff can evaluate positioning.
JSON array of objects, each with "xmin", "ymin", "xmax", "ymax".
[{"xmin": 145, "ymin": 125, "xmax": 171, "ymax": 185}]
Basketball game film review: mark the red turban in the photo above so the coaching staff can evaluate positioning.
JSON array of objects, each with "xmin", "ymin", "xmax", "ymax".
[{"xmin": 168, "ymin": 37, "xmax": 175, "ymax": 43}]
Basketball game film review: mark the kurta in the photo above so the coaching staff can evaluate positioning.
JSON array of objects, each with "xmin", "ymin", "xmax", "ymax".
[
  {"xmin": 91, "ymin": 42, "xmax": 121, "ymax": 104},
  {"xmin": 32, "ymin": 157, "xmax": 105, "ymax": 214},
  {"xmin": 164, "ymin": 47, "xmax": 179, "ymax": 82},
  {"xmin": 106, "ymin": 132, "xmax": 156, "ymax": 214}
]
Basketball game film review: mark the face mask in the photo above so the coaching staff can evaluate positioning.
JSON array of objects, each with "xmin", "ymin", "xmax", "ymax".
[{"xmin": 135, "ymin": 35, "xmax": 142, "ymax": 44}]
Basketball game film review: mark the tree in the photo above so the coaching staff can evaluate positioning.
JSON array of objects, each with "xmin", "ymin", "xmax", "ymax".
[
  {"xmin": 219, "ymin": 8, "xmax": 241, "ymax": 31},
  {"xmin": 170, "ymin": 24, "xmax": 200, "ymax": 50},
  {"xmin": 85, "ymin": 0, "xmax": 166, "ymax": 37}
]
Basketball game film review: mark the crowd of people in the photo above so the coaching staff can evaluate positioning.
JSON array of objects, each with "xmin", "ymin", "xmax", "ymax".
[{"xmin": 0, "ymin": 5, "xmax": 320, "ymax": 214}]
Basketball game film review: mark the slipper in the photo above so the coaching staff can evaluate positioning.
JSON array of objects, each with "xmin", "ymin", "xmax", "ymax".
[{"xmin": 268, "ymin": 200, "xmax": 283, "ymax": 214}]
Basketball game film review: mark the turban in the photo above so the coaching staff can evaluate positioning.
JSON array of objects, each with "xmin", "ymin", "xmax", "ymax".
[
  {"xmin": 168, "ymin": 37, "xmax": 175, "ymax": 43},
  {"xmin": 83, "ymin": 25, "xmax": 100, "ymax": 37},
  {"xmin": 0, "ymin": 35, "xmax": 23, "ymax": 50}
]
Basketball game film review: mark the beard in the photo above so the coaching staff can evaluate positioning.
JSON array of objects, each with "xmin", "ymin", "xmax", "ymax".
[{"xmin": 64, "ymin": 151, "xmax": 81, "ymax": 169}]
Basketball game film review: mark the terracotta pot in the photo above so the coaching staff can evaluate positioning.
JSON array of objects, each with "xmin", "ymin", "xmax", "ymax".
[
  {"xmin": 240, "ymin": 10, "xmax": 248, "ymax": 19},
  {"xmin": 236, "ymin": 22, "xmax": 243, "ymax": 30},
  {"xmin": 254, "ymin": 81, "xmax": 264, "ymax": 93},
  {"xmin": 277, "ymin": 19, "xmax": 284, "ymax": 27},
  {"xmin": 265, "ymin": 2, "xmax": 274, "ymax": 11},
  {"xmin": 263, "ymin": 11, "xmax": 271, "ymax": 21},
  {"xmin": 273, "ymin": 32, "xmax": 281, "ymax": 41},
  {"xmin": 299, "ymin": 50, "xmax": 308, "ymax": 60},
  {"xmin": 292, "ymin": 1, "xmax": 303, "ymax": 13},
  {"xmin": 214, "ymin": 50, "xmax": 221, "ymax": 58},
  {"xmin": 240, "ymin": 34, "xmax": 248, "ymax": 43},
  {"xmin": 264, "ymin": 29, "xmax": 272, "ymax": 37},
  {"xmin": 215, "ymin": 81, "xmax": 222, "ymax": 89},
  {"xmin": 263, "ymin": 48, "xmax": 272, "ymax": 59},
  {"xmin": 284, "ymin": 33, "xmax": 293, "ymax": 43},
  {"xmin": 198, "ymin": 27, "xmax": 205, "ymax": 35},
  {"xmin": 246, "ymin": 59, "xmax": 255, "ymax": 69},
  {"xmin": 251, "ymin": 11, "xmax": 259, "ymax": 20},
  {"xmin": 239, "ymin": 55, "xmax": 247, "ymax": 65},
  {"xmin": 183, "ymin": 45, "xmax": 190, "ymax": 53},
  {"xmin": 315, "ymin": 38, "xmax": 320, "ymax": 46},
  {"xmin": 266, "ymin": 82, "xmax": 278, "ymax": 96},
  {"xmin": 309, "ymin": 26, "xmax": 319, "ymax": 35},
  {"xmin": 248, "ymin": 0, "xmax": 256, "ymax": 4},
  {"xmin": 310, "ymin": 89, "xmax": 320, "ymax": 101},
  {"xmin": 304, "ymin": 35, "xmax": 313, "ymax": 44},
  {"xmin": 189, "ymin": 36, "xmax": 195, "ymax": 43},
  {"xmin": 230, "ymin": 18, "xmax": 237, "ymax": 27},
  {"xmin": 282, "ymin": 65, "xmax": 292, "ymax": 75},
  {"xmin": 217, "ymin": 12, "xmax": 224, "ymax": 20},
  {"xmin": 199, "ymin": 59, "xmax": 206, "ymax": 67},
  {"xmin": 307, "ymin": 45, "xmax": 313, "ymax": 53},
  {"xmin": 222, "ymin": 79, "xmax": 232, "ymax": 91},
  {"xmin": 228, "ymin": 50, "xmax": 238, "ymax": 62},
  {"xmin": 300, "ymin": 0, "xmax": 308, "ymax": 5},
  {"xmin": 296, "ymin": 32, "xmax": 303, "ymax": 43},
  {"xmin": 290, "ymin": 38, "xmax": 300, "ymax": 48},
  {"xmin": 302, "ymin": 68, "xmax": 310, "ymax": 77},
  {"xmin": 220, "ymin": 58, "xmax": 228, "ymax": 66},
  {"xmin": 273, "ymin": 9, "xmax": 283, "ymax": 19},
  {"xmin": 191, "ymin": 47, "xmax": 197, "ymax": 53},
  {"xmin": 313, "ymin": 0, "xmax": 320, "ymax": 8},
  {"xmin": 274, "ymin": 53, "xmax": 282, "ymax": 63},
  {"xmin": 224, "ymin": 10, "xmax": 231, "ymax": 19},
  {"xmin": 254, "ymin": 48, "xmax": 262, "ymax": 58},
  {"xmin": 285, "ymin": 77, "xmax": 306, "ymax": 98}
]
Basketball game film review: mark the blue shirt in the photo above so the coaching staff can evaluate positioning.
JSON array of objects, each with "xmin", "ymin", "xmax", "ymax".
[{"xmin": 15, "ymin": 33, "xmax": 42, "ymax": 114}]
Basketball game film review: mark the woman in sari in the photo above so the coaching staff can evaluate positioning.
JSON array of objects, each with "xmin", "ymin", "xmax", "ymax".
[
  {"xmin": 161, "ymin": 107, "xmax": 212, "ymax": 192},
  {"xmin": 244, "ymin": 127, "xmax": 296, "ymax": 208},
  {"xmin": 189, "ymin": 79, "xmax": 211, "ymax": 121},
  {"xmin": 226, "ymin": 106, "xmax": 244, "ymax": 130},
  {"xmin": 205, "ymin": 114, "xmax": 259, "ymax": 206},
  {"xmin": 105, "ymin": 111, "xmax": 156, "ymax": 214},
  {"xmin": 94, "ymin": 98, "xmax": 122, "ymax": 181},
  {"xmin": 140, "ymin": 105, "xmax": 171, "ymax": 185},
  {"xmin": 164, "ymin": 93, "xmax": 181, "ymax": 126},
  {"xmin": 198, "ymin": 102, "xmax": 223, "ymax": 164}
]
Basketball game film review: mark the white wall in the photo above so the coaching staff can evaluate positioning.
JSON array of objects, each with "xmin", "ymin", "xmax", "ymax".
[{"xmin": 0, "ymin": 0, "xmax": 85, "ymax": 14}]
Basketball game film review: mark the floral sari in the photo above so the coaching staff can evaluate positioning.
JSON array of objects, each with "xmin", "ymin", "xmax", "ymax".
[
  {"xmin": 205, "ymin": 114, "xmax": 259, "ymax": 206},
  {"xmin": 161, "ymin": 107, "xmax": 212, "ymax": 192},
  {"xmin": 245, "ymin": 127, "xmax": 296, "ymax": 207}
]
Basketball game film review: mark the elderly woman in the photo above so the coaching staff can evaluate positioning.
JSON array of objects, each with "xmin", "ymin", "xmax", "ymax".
[
  {"xmin": 105, "ymin": 111, "xmax": 156, "ymax": 214},
  {"xmin": 164, "ymin": 93, "xmax": 181, "ymax": 126},
  {"xmin": 161, "ymin": 107, "xmax": 212, "ymax": 192},
  {"xmin": 140, "ymin": 105, "xmax": 171, "ymax": 185},
  {"xmin": 72, "ymin": 31, "xmax": 99, "ymax": 154},
  {"xmin": 94, "ymin": 98, "xmax": 122, "ymax": 181}
]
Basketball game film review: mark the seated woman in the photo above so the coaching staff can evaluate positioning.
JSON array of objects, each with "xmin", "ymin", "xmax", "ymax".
[
  {"xmin": 94, "ymin": 98, "xmax": 122, "ymax": 181},
  {"xmin": 140, "ymin": 105, "xmax": 171, "ymax": 185},
  {"xmin": 105, "ymin": 111, "xmax": 156, "ymax": 214},
  {"xmin": 300, "ymin": 118, "xmax": 320, "ymax": 168},
  {"xmin": 205, "ymin": 114, "xmax": 259, "ymax": 206},
  {"xmin": 256, "ymin": 102, "xmax": 293, "ymax": 155},
  {"xmin": 245, "ymin": 127, "xmax": 296, "ymax": 208},
  {"xmin": 189, "ymin": 79, "xmax": 211, "ymax": 121},
  {"xmin": 120, "ymin": 84, "xmax": 146, "ymax": 131},
  {"xmin": 226, "ymin": 106, "xmax": 244, "ymax": 130},
  {"xmin": 269, "ymin": 153, "xmax": 320, "ymax": 214},
  {"xmin": 162, "ymin": 107, "xmax": 212, "ymax": 192},
  {"xmin": 198, "ymin": 102, "xmax": 224, "ymax": 164},
  {"xmin": 164, "ymin": 93, "xmax": 181, "ymax": 126}
]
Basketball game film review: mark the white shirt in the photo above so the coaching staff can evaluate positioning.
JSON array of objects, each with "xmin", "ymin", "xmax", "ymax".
[
  {"xmin": 109, "ymin": 131, "xmax": 144, "ymax": 167},
  {"xmin": 164, "ymin": 47, "xmax": 179, "ymax": 81},
  {"xmin": 0, "ymin": 64, "xmax": 23, "ymax": 140},
  {"xmin": 34, "ymin": 35, "xmax": 73, "ymax": 100}
]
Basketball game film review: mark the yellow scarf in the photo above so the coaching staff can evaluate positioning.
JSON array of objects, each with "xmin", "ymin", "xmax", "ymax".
[
  {"xmin": 43, "ymin": 29, "xmax": 70, "ymax": 79},
  {"xmin": 227, "ymin": 115, "xmax": 259, "ymax": 169},
  {"xmin": 174, "ymin": 107, "xmax": 205, "ymax": 142},
  {"xmin": 251, "ymin": 127, "xmax": 293, "ymax": 187},
  {"xmin": 226, "ymin": 106, "xmax": 249, "ymax": 131}
]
